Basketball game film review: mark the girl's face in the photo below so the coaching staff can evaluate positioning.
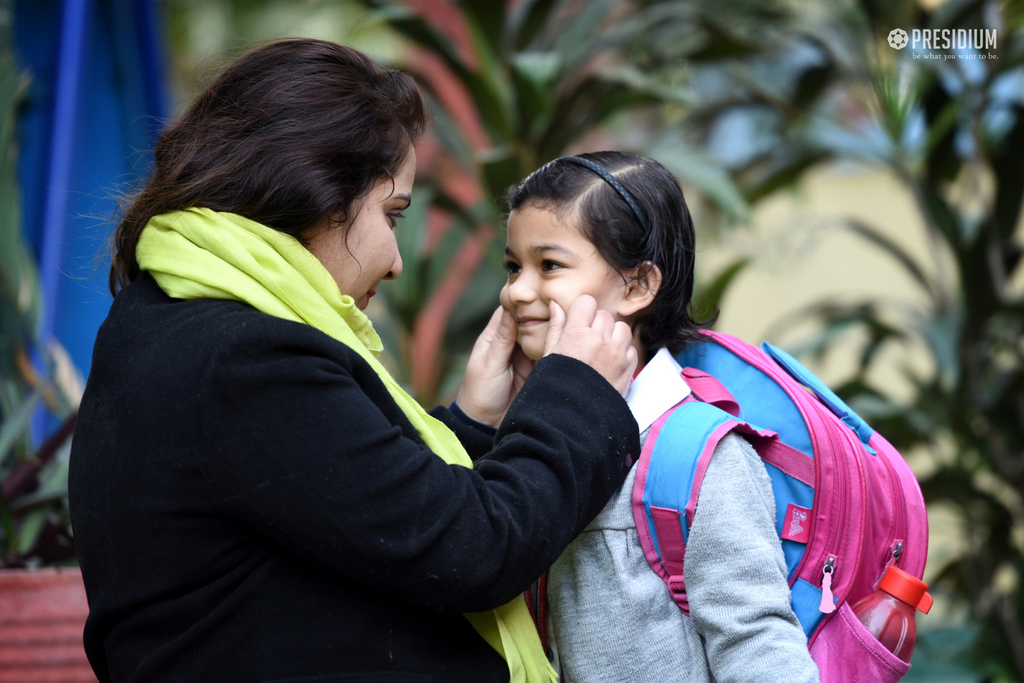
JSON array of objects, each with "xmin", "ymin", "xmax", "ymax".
[
  {"xmin": 307, "ymin": 147, "xmax": 416, "ymax": 309},
  {"xmin": 501, "ymin": 204, "xmax": 638, "ymax": 361}
]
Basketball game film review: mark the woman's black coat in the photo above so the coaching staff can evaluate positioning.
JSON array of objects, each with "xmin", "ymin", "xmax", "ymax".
[{"xmin": 68, "ymin": 274, "xmax": 638, "ymax": 683}]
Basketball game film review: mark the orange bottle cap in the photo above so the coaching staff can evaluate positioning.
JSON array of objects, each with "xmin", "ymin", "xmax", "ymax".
[{"xmin": 878, "ymin": 565, "xmax": 933, "ymax": 614}]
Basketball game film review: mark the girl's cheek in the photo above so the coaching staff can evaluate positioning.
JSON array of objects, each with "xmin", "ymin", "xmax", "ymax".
[
  {"xmin": 499, "ymin": 284, "xmax": 512, "ymax": 311},
  {"xmin": 547, "ymin": 291, "xmax": 570, "ymax": 315}
]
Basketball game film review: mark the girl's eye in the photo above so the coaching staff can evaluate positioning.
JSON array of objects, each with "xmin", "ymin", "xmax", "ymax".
[
  {"xmin": 504, "ymin": 261, "xmax": 521, "ymax": 275},
  {"xmin": 541, "ymin": 260, "xmax": 564, "ymax": 271},
  {"xmin": 388, "ymin": 212, "xmax": 407, "ymax": 228}
]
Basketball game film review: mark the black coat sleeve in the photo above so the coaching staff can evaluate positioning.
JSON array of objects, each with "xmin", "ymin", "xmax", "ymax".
[
  {"xmin": 428, "ymin": 404, "xmax": 495, "ymax": 460},
  {"xmin": 198, "ymin": 330, "xmax": 637, "ymax": 614}
]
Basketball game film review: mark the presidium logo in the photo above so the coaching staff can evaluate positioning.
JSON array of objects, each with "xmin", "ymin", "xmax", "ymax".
[
  {"xmin": 888, "ymin": 29, "xmax": 909, "ymax": 49},
  {"xmin": 888, "ymin": 27, "xmax": 998, "ymax": 59}
]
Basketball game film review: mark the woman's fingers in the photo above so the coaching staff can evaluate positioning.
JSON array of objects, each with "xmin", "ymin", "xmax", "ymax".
[
  {"xmin": 472, "ymin": 306, "xmax": 505, "ymax": 351},
  {"xmin": 542, "ymin": 300, "xmax": 568, "ymax": 357},
  {"xmin": 546, "ymin": 296, "xmax": 637, "ymax": 395},
  {"xmin": 488, "ymin": 309, "xmax": 518, "ymax": 361}
]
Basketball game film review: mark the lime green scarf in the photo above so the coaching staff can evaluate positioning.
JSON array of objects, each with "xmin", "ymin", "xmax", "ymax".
[{"xmin": 136, "ymin": 208, "xmax": 557, "ymax": 683}]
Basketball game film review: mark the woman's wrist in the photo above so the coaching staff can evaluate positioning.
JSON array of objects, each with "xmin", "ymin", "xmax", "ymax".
[{"xmin": 449, "ymin": 400, "xmax": 498, "ymax": 435}]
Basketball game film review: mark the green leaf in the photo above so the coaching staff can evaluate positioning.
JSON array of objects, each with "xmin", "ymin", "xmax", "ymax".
[
  {"xmin": 382, "ymin": 185, "xmax": 434, "ymax": 324},
  {"xmin": 652, "ymin": 140, "xmax": 751, "ymax": 223},
  {"xmin": 460, "ymin": 5, "xmax": 515, "ymax": 137},
  {"xmin": 552, "ymin": 0, "xmax": 614, "ymax": 69},
  {"xmin": 508, "ymin": 0, "xmax": 560, "ymax": 51},
  {"xmin": 0, "ymin": 392, "xmax": 38, "ymax": 471},
  {"xmin": 744, "ymin": 150, "xmax": 831, "ymax": 205},
  {"xmin": 425, "ymin": 217, "xmax": 475, "ymax": 298},
  {"xmin": 510, "ymin": 51, "xmax": 562, "ymax": 141},
  {"xmin": 445, "ymin": 255, "xmax": 505, "ymax": 342},
  {"xmin": 792, "ymin": 60, "xmax": 834, "ymax": 108},
  {"xmin": 761, "ymin": 299, "xmax": 911, "ymax": 378},
  {"xmin": 15, "ymin": 507, "xmax": 47, "ymax": 555},
  {"xmin": 843, "ymin": 219, "xmax": 941, "ymax": 302},
  {"xmin": 459, "ymin": 0, "xmax": 507, "ymax": 58},
  {"xmin": 9, "ymin": 455, "xmax": 69, "ymax": 509},
  {"xmin": 870, "ymin": 66, "xmax": 917, "ymax": 146},
  {"xmin": 0, "ymin": 46, "xmax": 37, "ymax": 360},
  {"xmin": 480, "ymin": 146, "xmax": 523, "ymax": 202},
  {"xmin": 509, "ymin": 51, "xmax": 561, "ymax": 93},
  {"xmin": 926, "ymin": 313, "xmax": 962, "ymax": 392},
  {"xmin": 806, "ymin": 114, "xmax": 896, "ymax": 168},
  {"xmin": 917, "ymin": 181, "xmax": 961, "ymax": 246},
  {"xmin": 0, "ymin": 503, "xmax": 12, "ymax": 557},
  {"xmin": 0, "ymin": 242, "xmax": 41, "ymax": 364},
  {"xmin": 370, "ymin": 7, "xmax": 513, "ymax": 142},
  {"xmin": 538, "ymin": 76, "xmax": 661, "ymax": 160},
  {"xmin": 920, "ymin": 89, "xmax": 961, "ymax": 181},
  {"xmin": 600, "ymin": 65, "xmax": 694, "ymax": 106},
  {"xmin": 990, "ymin": 105, "xmax": 1024, "ymax": 244},
  {"xmin": 422, "ymin": 91, "xmax": 476, "ymax": 170},
  {"xmin": 687, "ymin": 24, "xmax": 765, "ymax": 62},
  {"xmin": 365, "ymin": 6, "xmax": 467, "ymax": 85},
  {"xmin": 692, "ymin": 258, "xmax": 748, "ymax": 321}
]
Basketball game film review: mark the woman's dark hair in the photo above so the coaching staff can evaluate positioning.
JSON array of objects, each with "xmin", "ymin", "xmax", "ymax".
[
  {"xmin": 110, "ymin": 38, "xmax": 426, "ymax": 294},
  {"xmin": 506, "ymin": 151, "xmax": 714, "ymax": 357}
]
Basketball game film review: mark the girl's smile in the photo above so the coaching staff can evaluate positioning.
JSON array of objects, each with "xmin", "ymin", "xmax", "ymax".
[{"xmin": 500, "ymin": 205, "xmax": 637, "ymax": 361}]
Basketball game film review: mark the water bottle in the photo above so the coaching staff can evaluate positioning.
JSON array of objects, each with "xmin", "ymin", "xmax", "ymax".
[{"xmin": 850, "ymin": 565, "xmax": 933, "ymax": 662}]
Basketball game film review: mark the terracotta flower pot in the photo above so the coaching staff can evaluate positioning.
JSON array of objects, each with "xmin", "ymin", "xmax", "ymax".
[{"xmin": 0, "ymin": 567, "xmax": 97, "ymax": 682}]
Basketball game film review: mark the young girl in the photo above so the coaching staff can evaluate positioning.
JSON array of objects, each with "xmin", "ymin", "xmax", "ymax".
[{"xmin": 501, "ymin": 152, "xmax": 821, "ymax": 682}]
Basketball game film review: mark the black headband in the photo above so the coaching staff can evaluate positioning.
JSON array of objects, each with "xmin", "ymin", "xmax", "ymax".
[{"xmin": 554, "ymin": 156, "xmax": 651, "ymax": 232}]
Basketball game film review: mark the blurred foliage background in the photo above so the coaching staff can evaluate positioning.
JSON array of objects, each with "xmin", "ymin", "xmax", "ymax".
[
  {"xmin": 1, "ymin": 0, "xmax": 89, "ymax": 569},
  {"xmin": 2, "ymin": 0, "xmax": 1020, "ymax": 679}
]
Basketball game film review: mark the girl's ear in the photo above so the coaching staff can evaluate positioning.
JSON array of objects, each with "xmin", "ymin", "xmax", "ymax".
[{"xmin": 620, "ymin": 262, "xmax": 663, "ymax": 318}]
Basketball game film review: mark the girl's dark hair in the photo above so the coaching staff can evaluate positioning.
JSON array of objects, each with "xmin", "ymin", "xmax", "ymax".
[
  {"xmin": 110, "ymin": 38, "xmax": 426, "ymax": 294},
  {"xmin": 506, "ymin": 151, "xmax": 714, "ymax": 357}
]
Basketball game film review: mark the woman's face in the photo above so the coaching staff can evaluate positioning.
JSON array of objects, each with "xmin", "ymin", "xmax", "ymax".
[
  {"xmin": 308, "ymin": 148, "xmax": 416, "ymax": 309},
  {"xmin": 500, "ymin": 204, "xmax": 632, "ymax": 361}
]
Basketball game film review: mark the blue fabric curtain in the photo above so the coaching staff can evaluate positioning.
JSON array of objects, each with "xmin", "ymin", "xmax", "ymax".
[{"xmin": 15, "ymin": 0, "xmax": 166, "ymax": 385}]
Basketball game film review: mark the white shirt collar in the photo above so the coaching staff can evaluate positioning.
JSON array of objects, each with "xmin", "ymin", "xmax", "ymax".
[{"xmin": 625, "ymin": 347, "xmax": 691, "ymax": 434}]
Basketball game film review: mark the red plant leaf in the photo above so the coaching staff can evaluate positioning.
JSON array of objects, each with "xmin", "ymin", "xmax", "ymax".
[{"xmin": 410, "ymin": 232, "xmax": 489, "ymax": 398}]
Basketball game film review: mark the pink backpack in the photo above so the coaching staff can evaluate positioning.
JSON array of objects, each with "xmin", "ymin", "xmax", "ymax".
[{"xmin": 633, "ymin": 331, "xmax": 928, "ymax": 682}]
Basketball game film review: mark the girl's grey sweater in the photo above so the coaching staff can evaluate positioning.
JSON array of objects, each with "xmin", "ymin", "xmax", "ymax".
[{"xmin": 547, "ymin": 350, "xmax": 821, "ymax": 683}]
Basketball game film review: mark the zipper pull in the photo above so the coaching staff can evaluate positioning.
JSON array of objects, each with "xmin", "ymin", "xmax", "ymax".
[
  {"xmin": 873, "ymin": 540, "xmax": 904, "ymax": 590},
  {"xmin": 891, "ymin": 540, "xmax": 904, "ymax": 563},
  {"xmin": 819, "ymin": 556, "xmax": 837, "ymax": 614}
]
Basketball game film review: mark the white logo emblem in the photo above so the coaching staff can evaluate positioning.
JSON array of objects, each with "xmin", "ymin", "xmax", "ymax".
[
  {"xmin": 888, "ymin": 29, "xmax": 909, "ymax": 49},
  {"xmin": 789, "ymin": 508, "xmax": 808, "ymax": 537}
]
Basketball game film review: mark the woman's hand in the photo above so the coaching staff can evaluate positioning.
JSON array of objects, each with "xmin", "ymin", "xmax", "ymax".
[
  {"xmin": 544, "ymin": 296, "xmax": 637, "ymax": 396},
  {"xmin": 456, "ymin": 307, "xmax": 536, "ymax": 428}
]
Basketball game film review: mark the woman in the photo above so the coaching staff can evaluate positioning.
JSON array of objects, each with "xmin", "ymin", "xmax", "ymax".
[{"xmin": 68, "ymin": 39, "xmax": 638, "ymax": 683}]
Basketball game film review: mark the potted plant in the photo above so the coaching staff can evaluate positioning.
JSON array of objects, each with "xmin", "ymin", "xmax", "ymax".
[{"xmin": 0, "ymin": 13, "xmax": 94, "ymax": 683}]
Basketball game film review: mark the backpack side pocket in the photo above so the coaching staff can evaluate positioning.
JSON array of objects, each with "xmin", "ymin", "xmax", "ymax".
[{"xmin": 809, "ymin": 600, "xmax": 911, "ymax": 683}]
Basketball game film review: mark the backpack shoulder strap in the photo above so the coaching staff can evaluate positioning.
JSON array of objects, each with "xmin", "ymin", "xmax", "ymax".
[{"xmin": 632, "ymin": 394, "xmax": 777, "ymax": 614}]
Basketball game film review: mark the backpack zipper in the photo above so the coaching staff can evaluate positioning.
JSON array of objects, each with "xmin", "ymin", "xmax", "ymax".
[
  {"xmin": 719, "ymin": 336, "xmax": 855, "ymax": 615},
  {"xmin": 817, "ymin": 411, "xmax": 849, "ymax": 613},
  {"xmin": 878, "ymin": 447, "xmax": 909, "ymax": 571},
  {"xmin": 874, "ymin": 541, "xmax": 904, "ymax": 591},
  {"xmin": 819, "ymin": 555, "xmax": 837, "ymax": 613}
]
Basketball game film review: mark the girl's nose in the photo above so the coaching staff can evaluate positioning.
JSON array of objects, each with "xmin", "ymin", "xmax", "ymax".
[{"xmin": 505, "ymin": 274, "xmax": 537, "ymax": 304}]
